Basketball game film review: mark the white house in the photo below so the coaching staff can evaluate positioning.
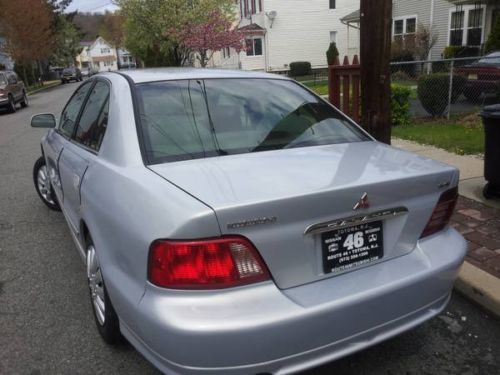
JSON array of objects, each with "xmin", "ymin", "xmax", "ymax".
[
  {"xmin": 211, "ymin": 0, "xmax": 360, "ymax": 72},
  {"xmin": 76, "ymin": 37, "xmax": 118, "ymax": 72},
  {"xmin": 210, "ymin": 0, "xmax": 500, "ymax": 72}
]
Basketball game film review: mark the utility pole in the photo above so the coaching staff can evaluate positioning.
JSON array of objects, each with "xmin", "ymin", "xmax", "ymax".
[{"xmin": 360, "ymin": 0, "xmax": 392, "ymax": 144}]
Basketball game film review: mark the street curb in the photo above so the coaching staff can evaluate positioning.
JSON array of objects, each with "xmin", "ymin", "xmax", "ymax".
[
  {"xmin": 28, "ymin": 82, "xmax": 61, "ymax": 96},
  {"xmin": 454, "ymin": 261, "xmax": 500, "ymax": 319}
]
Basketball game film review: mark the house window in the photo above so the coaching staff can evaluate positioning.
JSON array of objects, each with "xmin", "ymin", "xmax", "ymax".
[
  {"xmin": 246, "ymin": 38, "xmax": 263, "ymax": 56},
  {"xmin": 100, "ymin": 47, "xmax": 111, "ymax": 54},
  {"xmin": 330, "ymin": 31, "xmax": 337, "ymax": 44},
  {"xmin": 241, "ymin": 0, "xmax": 262, "ymax": 18},
  {"xmin": 223, "ymin": 47, "xmax": 231, "ymax": 59},
  {"xmin": 450, "ymin": 11, "xmax": 465, "ymax": 46},
  {"xmin": 393, "ymin": 16, "xmax": 417, "ymax": 45},
  {"xmin": 467, "ymin": 8, "xmax": 483, "ymax": 46},
  {"xmin": 329, "ymin": 0, "xmax": 336, "ymax": 9}
]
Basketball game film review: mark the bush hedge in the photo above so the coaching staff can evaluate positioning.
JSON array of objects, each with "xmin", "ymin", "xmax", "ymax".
[
  {"xmin": 326, "ymin": 42, "xmax": 339, "ymax": 65},
  {"xmin": 417, "ymin": 73, "xmax": 466, "ymax": 117},
  {"xmin": 289, "ymin": 61, "xmax": 312, "ymax": 77},
  {"xmin": 391, "ymin": 85, "xmax": 412, "ymax": 127}
]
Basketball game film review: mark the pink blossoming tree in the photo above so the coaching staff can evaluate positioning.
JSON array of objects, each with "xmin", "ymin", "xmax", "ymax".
[{"xmin": 171, "ymin": 11, "xmax": 246, "ymax": 67}]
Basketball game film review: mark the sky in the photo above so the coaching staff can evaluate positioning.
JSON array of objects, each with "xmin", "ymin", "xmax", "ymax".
[{"xmin": 65, "ymin": 0, "xmax": 119, "ymax": 13}]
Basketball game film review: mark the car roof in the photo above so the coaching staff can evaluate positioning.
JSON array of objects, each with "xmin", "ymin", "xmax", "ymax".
[{"xmin": 106, "ymin": 68, "xmax": 290, "ymax": 84}]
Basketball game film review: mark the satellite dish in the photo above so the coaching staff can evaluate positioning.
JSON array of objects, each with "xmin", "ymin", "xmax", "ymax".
[
  {"xmin": 266, "ymin": 10, "xmax": 278, "ymax": 28},
  {"xmin": 267, "ymin": 10, "xmax": 277, "ymax": 20}
]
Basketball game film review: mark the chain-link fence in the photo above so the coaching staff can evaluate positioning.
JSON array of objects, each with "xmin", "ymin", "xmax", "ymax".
[{"xmin": 391, "ymin": 54, "xmax": 500, "ymax": 119}]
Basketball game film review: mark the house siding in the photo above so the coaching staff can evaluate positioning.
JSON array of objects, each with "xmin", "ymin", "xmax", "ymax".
[
  {"xmin": 261, "ymin": 0, "xmax": 360, "ymax": 70},
  {"xmin": 211, "ymin": 0, "xmax": 361, "ymax": 72},
  {"xmin": 393, "ymin": 0, "xmax": 452, "ymax": 60}
]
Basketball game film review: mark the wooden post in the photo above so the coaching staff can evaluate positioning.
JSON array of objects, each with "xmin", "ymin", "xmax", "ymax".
[
  {"xmin": 342, "ymin": 56, "xmax": 350, "ymax": 116},
  {"xmin": 351, "ymin": 55, "xmax": 360, "ymax": 123},
  {"xmin": 360, "ymin": 0, "xmax": 392, "ymax": 144}
]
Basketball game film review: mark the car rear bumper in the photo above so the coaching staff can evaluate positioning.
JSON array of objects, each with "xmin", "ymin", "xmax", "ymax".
[
  {"xmin": 465, "ymin": 79, "xmax": 498, "ymax": 93},
  {"xmin": 125, "ymin": 227, "xmax": 466, "ymax": 375}
]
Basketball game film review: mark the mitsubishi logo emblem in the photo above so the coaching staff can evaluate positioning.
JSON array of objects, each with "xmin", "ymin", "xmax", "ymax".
[{"xmin": 353, "ymin": 193, "xmax": 370, "ymax": 210}]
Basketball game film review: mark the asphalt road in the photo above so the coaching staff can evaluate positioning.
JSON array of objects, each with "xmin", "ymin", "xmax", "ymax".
[{"xmin": 0, "ymin": 82, "xmax": 499, "ymax": 375}]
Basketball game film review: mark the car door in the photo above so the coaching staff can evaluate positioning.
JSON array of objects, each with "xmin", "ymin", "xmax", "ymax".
[
  {"xmin": 58, "ymin": 80, "xmax": 110, "ymax": 238},
  {"xmin": 44, "ymin": 81, "xmax": 94, "ymax": 208}
]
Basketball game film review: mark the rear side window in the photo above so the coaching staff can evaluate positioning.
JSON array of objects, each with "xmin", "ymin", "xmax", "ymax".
[
  {"xmin": 136, "ymin": 78, "xmax": 368, "ymax": 164},
  {"xmin": 74, "ymin": 81, "xmax": 110, "ymax": 151},
  {"xmin": 7, "ymin": 73, "xmax": 17, "ymax": 84},
  {"xmin": 59, "ymin": 82, "xmax": 93, "ymax": 138}
]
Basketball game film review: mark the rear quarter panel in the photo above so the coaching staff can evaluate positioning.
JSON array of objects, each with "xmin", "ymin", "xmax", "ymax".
[{"xmin": 78, "ymin": 73, "xmax": 221, "ymax": 332}]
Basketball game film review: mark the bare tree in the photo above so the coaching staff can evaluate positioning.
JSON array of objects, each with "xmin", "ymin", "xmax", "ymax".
[{"xmin": 415, "ymin": 23, "xmax": 439, "ymax": 61}]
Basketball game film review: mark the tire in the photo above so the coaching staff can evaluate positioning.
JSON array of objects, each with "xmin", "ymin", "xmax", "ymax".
[
  {"xmin": 61, "ymin": 79, "xmax": 66, "ymax": 84},
  {"xmin": 7, "ymin": 94, "xmax": 16, "ymax": 113},
  {"xmin": 86, "ymin": 238, "xmax": 121, "ymax": 345},
  {"xmin": 20, "ymin": 91, "xmax": 29, "ymax": 108},
  {"xmin": 33, "ymin": 156, "xmax": 61, "ymax": 211}
]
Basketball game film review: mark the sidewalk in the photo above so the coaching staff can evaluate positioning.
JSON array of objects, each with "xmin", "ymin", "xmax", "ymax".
[{"xmin": 392, "ymin": 138, "xmax": 500, "ymax": 318}]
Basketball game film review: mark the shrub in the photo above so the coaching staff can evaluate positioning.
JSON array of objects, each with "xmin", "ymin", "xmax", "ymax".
[
  {"xmin": 417, "ymin": 73, "xmax": 466, "ymax": 117},
  {"xmin": 391, "ymin": 70, "xmax": 411, "ymax": 82},
  {"xmin": 391, "ymin": 85, "xmax": 412, "ymax": 127},
  {"xmin": 485, "ymin": 17, "xmax": 500, "ymax": 53},
  {"xmin": 326, "ymin": 42, "xmax": 339, "ymax": 65},
  {"xmin": 391, "ymin": 45, "xmax": 416, "ymax": 77},
  {"xmin": 289, "ymin": 61, "xmax": 312, "ymax": 77}
]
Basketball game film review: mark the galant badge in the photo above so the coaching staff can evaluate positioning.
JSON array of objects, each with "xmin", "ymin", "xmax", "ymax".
[{"xmin": 353, "ymin": 193, "xmax": 370, "ymax": 210}]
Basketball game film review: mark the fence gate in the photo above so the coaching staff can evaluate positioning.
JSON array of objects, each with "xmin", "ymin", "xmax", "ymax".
[{"xmin": 328, "ymin": 55, "xmax": 361, "ymax": 122}]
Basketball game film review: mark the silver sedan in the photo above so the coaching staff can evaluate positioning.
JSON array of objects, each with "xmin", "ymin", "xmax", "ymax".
[{"xmin": 31, "ymin": 69, "xmax": 466, "ymax": 375}]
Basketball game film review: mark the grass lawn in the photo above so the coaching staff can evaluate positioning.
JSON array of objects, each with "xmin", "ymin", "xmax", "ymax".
[
  {"xmin": 392, "ymin": 114, "xmax": 484, "ymax": 155},
  {"xmin": 303, "ymin": 80, "xmax": 329, "ymax": 96}
]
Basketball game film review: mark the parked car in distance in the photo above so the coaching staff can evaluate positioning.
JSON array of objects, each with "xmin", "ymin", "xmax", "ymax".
[
  {"xmin": 0, "ymin": 71, "xmax": 28, "ymax": 113},
  {"xmin": 455, "ymin": 51, "xmax": 500, "ymax": 102},
  {"xmin": 61, "ymin": 67, "xmax": 83, "ymax": 83},
  {"xmin": 31, "ymin": 69, "xmax": 467, "ymax": 375}
]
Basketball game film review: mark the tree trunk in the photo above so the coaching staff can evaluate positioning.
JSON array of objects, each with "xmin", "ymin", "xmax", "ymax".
[
  {"xmin": 22, "ymin": 65, "xmax": 28, "ymax": 87},
  {"xmin": 360, "ymin": 0, "xmax": 392, "ymax": 145}
]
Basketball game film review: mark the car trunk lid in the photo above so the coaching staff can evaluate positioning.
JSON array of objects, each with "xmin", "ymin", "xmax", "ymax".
[{"xmin": 149, "ymin": 141, "xmax": 458, "ymax": 289}]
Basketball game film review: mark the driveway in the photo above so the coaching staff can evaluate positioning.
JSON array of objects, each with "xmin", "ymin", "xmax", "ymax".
[{"xmin": 0, "ymin": 82, "xmax": 499, "ymax": 375}]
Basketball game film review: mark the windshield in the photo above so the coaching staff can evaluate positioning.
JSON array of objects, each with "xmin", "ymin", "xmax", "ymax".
[
  {"xmin": 63, "ymin": 68, "xmax": 75, "ymax": 74},
  {"xmin": 478, "ymin": 52, "xmax": 500, "ymax": 65},
  {"xmin": 136, "ymin": 78, "xmax": 369, "ymax": 164}
]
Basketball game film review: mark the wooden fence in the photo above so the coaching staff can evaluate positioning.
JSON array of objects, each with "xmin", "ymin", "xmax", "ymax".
[{"xmin": 328, "ymin": 55, "xmax": 361, "ymax": 123}]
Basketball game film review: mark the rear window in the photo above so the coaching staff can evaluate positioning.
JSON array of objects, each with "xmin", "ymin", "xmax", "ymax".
[
  {"xmin": 478, "ymin": 52, "xmax": 500, "ymax": 65},
  {"xmin": 63, "ymin": 68, "xmax": 75, "ymax": 74},
  {"xmin": 136, "ymin": 78, "xmax": 368, "ymax": 164}
]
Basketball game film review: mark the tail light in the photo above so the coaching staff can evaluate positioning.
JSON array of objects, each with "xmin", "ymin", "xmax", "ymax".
[
  {"xmin": 148, "ymin": 236, "xmax": 271, "ymax": 289},
  {"xmin": 420, "ymin": 187, "xmax": 458, "ymax": 239}
]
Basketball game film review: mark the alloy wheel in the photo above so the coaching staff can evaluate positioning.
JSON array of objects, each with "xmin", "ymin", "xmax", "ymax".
[
  {"xmin": 36, "ymin": 165, "xmax": 55, "ymax": 205},
  {"xmin": 87, "ymin": 245, "xmax": 106, "ymax": 325}
]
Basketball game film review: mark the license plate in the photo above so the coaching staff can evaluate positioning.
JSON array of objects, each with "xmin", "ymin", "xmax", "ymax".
[
  {"xmin": 468, "ymin": 74, "xmax": 478, "ymax": 80},
  {"xmin": 321, "ymin": 221, "xmax": 383, "ymax": 274}
]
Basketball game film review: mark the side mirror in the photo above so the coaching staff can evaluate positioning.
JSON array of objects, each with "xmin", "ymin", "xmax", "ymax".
[{"xmin": 31, "ymin": 113, "xmax": 56, "ymax": 129}]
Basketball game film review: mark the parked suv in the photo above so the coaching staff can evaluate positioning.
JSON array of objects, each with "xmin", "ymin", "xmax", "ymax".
[
  {"xmin": 61, "ymin": 67, "xmax": 83, "ymax": 83},
  {"xmin": 0, "ymin": 71, "xmax": 28, "ymax": 113}
]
